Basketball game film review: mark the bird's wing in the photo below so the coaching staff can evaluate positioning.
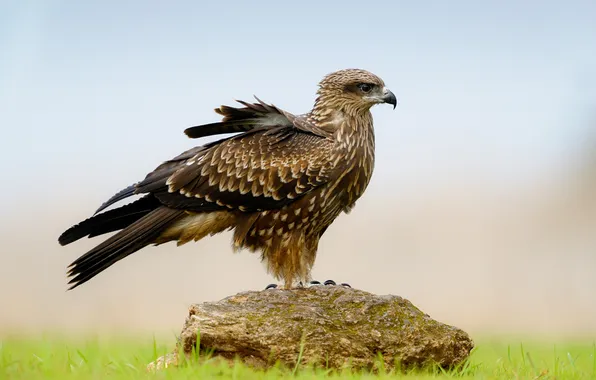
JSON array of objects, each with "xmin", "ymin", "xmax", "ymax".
[
  {"xmin": 147, "ymin": 126, "xmax": 336, "ymax": 213},
  {"xmin": 94, "ymin": 98, "xmax": 335, "ymax": 214},
  {"xmin": 183, "ymin": 97, "xmax": 332, "ymax": 139},
  {"xmin": 93, "ymin": 146, "xmax": 208, "ymax": 215}
]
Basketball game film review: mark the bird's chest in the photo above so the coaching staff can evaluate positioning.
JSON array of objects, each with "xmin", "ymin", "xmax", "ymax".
[{"xmin": 333, "ymin": 126, "xmax": 376, "ymax": 208}]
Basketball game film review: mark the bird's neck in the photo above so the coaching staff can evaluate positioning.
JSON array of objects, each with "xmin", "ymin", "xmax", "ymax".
[
  {"xmin": 334, "ymin": 112, "xmax": 375, "ymax": 152},
  {"xmin": 312, "ymin": 95, "xmax": 364, "ymax": 120},
  {"xmin": 311, "ymin": 103, "xmax": 374, "ymax": 139},
  {"xmin": 317, "ymin": 108, "xmax": 376, "ymax": 207}
]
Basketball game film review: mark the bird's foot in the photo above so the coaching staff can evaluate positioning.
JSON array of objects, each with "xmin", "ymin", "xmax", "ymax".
[
  {"xmin": 264, "ymin": 282, "xmax": 307, "ymax": 290},
  {"xmin": 263, "ymin": 280, "xmax": 351, "ymax": 290},
  {"xmin": 308, "ymin": 279, "xmax": 351, "ymax": 288}
]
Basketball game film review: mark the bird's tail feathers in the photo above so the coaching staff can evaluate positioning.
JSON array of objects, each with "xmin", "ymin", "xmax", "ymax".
[
  {"xmin": 66, "ymin": 206, "xmax": 184, "ymax": 290},
  {"xmin": 58, "ymin": 195, "xmax": 159, "ymax": 246}
]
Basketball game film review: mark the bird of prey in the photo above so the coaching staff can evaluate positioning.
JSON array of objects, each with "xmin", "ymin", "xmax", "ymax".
[{"xmin": 59, "ymin": 68, "xmax": 397, "ymax": 290}]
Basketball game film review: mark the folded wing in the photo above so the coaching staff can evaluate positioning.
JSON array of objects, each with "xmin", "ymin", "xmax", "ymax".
[{"xmin": 73, "ymin": 99, "xmax": 336, "ymax": 243}]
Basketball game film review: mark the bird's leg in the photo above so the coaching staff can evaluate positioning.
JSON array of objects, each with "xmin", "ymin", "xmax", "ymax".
[{"xmin": 283, "ymin": 278, "xmax": 294, "ymax": 290}]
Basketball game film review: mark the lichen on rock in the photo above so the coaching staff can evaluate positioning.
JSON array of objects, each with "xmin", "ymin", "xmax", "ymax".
[{"xmin": 148, "ymin": 286, "xmax": 474, "ymax": 372}]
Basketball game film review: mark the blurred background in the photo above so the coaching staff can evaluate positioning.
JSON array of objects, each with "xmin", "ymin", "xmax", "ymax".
[{"xmin": 1, "ymin": 1, "xmax": 595, "ymax": 338}]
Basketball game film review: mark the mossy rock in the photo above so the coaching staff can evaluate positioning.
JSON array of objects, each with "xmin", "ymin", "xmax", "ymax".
[{"xmin": 148, "ymin": 286, "xmax": 474, "ymax": 372}]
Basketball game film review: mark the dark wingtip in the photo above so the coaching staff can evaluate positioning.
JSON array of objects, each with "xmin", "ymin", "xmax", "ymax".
[
  {"xmin": 183, "ymin": 125, "xmax": 214, "ymax": 138},
  {"xmin": 94, "ymin": 184, "xmax": 138, "ymax": 215},
  {"xmin": 58, "ymin": 225, "xmax": 81, "ymax": 246}
]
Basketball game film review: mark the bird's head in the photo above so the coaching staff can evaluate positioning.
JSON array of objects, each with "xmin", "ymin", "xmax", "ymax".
[{"xmin": 314, "ymin": 69, "xmax": 397, "ymax": 116}]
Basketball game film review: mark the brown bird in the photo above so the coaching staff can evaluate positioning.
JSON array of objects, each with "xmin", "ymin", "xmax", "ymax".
[{"xmin": 59, "ymin": 68, "xmax": 397, "ymax": 290}]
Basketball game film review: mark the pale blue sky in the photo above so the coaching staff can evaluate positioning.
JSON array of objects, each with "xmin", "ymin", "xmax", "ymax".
[{"xmin": 1, "ymin": 0, "xmax": 595, "ymax": 211}]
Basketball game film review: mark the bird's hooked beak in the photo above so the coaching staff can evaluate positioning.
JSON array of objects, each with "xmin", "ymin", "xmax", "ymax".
[{"xmin": 381, "ymin": 88, "xmax": 397, "ymax": 109}]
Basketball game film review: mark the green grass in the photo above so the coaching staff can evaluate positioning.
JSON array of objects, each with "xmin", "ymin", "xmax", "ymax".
[{"xmin": 1, "ymin": 334, "xmax": 595, "ymax": 379}]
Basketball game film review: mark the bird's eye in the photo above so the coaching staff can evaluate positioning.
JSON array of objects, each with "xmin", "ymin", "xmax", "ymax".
[{"xmin": 357, "ymin": 83, "xmax": 374, "ymax": 93}]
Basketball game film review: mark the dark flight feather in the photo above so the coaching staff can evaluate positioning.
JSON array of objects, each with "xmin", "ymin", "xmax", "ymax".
[
  {"xmin": 59, "ymin": 195, "xmax": 159, "ymax": 246},
  {"xmin": 183, "ymin": 120, "xmax": 258, "ymax": 139},
  {"xmin": 94, "ymin": 184, "xmax": 137, "ymax": 215},
  {"xmin": 91, "ymin": 146, "xmax": 210, "ymax": 215},
  {"xmin": 66, "ymin": 207, "xmax": 183, "ymax": 290},
  {"xmin": 184, "ymin": 97, "xmax": 293, "ymax": 139}
]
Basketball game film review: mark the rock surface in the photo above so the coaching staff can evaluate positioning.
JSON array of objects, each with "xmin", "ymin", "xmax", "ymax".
[{"xmin": 148, "ymin": 286, "xmax": 474, "ymax": 372}]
